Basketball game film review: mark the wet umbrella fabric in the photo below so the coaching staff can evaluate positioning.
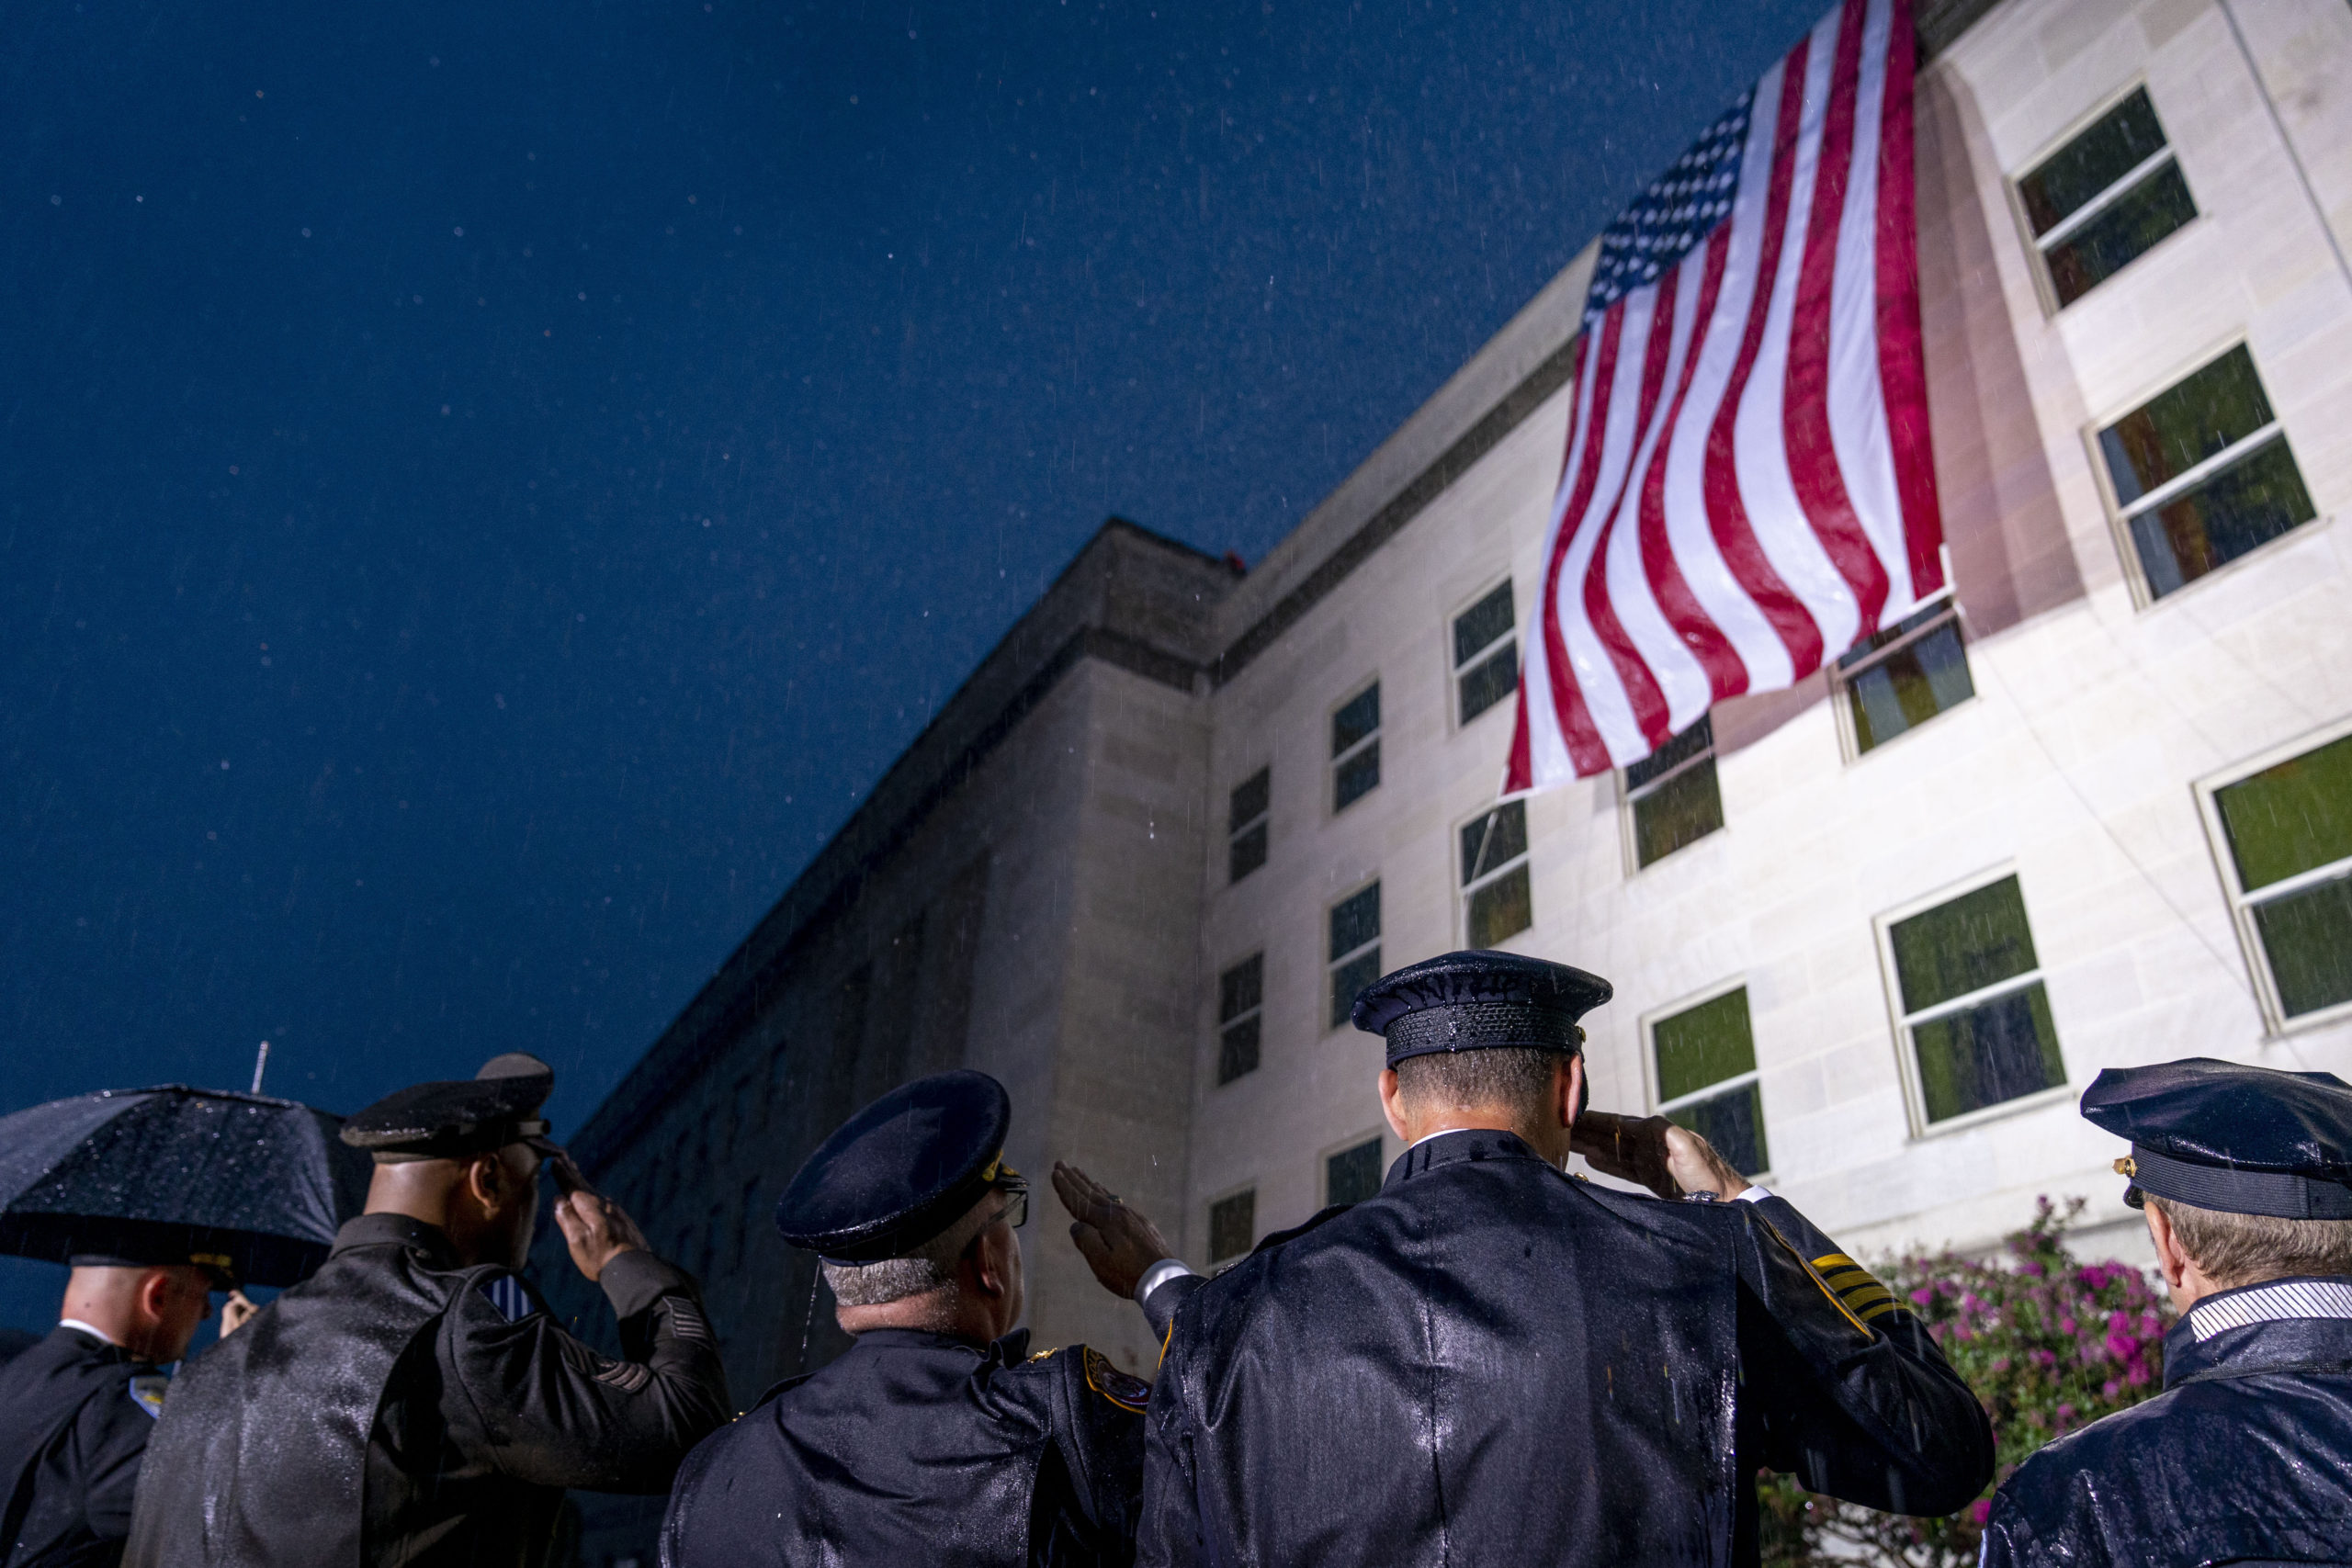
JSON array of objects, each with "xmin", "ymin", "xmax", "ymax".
[{"xmin": 0, "ymin": 1086, "xmax": 372, "ymax": 1287}]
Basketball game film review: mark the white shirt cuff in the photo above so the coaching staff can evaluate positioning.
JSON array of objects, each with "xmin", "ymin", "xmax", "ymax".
[
  {"xmin": 1134, "ymin": 1257, "xmax": 1198, "ymax": 1306},
  {"xmin": 1734, "ymin": 1185, "xmax": 1771, "ymax": 1203}
]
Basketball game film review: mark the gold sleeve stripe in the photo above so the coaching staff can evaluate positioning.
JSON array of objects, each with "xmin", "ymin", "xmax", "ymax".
[{"xmin": 1813, "ymin": 1253, "xmax": 1902, "ymax": 1316}]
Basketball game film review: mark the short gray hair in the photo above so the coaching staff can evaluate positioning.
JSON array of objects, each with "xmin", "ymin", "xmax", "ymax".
[
  {"xmin": 820, "ymin": 1198, "xmax": 996, "ymax": 1309},
  {"xmin": 2149, "ymin": 1194, "xmax": 2352, "ymax": 1291},
  {"xmin": 1393, "ymin": 1047, "xmax": 1566, "ymax": 1117}
]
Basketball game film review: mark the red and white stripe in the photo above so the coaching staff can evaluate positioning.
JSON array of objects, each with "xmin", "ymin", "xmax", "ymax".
[{"xmin": 1506, "ymin": 0, "xmax": 1940, "ymax": 787}]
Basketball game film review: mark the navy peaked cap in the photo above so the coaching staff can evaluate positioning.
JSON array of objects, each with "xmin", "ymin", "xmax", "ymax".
[
  {"xmin": 775, "ymin": 1069, "xmax": 1016, "ymax": 1264},
  {"xmin": 341, "ymin": 1053, "xmax": 558, "ymax": 1159},
  {"xmin": 2082, "ymin": 1057, "xmax": 2352, "ymax": 1220},
  {"xmin": 1351, "ymin": 950, "xmax": 1612, "ymax": 1067}
]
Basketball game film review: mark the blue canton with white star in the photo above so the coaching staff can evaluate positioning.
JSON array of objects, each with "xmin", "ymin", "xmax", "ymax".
[
  {"xmin": 479, "ymin": 1273, "xmax": 537, "ymax": 1323},
  {"xmin": 1585, "ymin": 93, "xmax": 1753, "ymax": 326}
]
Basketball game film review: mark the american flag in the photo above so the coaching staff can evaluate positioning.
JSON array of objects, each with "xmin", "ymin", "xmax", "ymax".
[{"xmin": 1506, "ymin": 0, "xmax": 1942, "ymax": 788}]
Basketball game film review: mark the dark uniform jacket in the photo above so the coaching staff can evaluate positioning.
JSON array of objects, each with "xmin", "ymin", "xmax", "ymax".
[
  {"xmin": 1141, "ymin": 1129, "xmax": 1994, "ymax": 1566},
  {"xmin": 122, "ymin": 1213, "xmax": 730, "ymax": 1568},
  {"xmin": 660, "ymin": 1326, "xmax": 1151, "ymax": 1567},
  {"xmin": 1983, "ymin": 1275, "xmax": 2352, "ymax": 1568},
  {"xmin": 0, "ymin": 1327, "xmax": 169, "ymax": 1568}
]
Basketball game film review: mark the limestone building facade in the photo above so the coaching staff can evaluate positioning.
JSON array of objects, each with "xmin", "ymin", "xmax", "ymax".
[{"xmin": 539, "ymin": 0, "xmax": 2352, "ymax": 1553}]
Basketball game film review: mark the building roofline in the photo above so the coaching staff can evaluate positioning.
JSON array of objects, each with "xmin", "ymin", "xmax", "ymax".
[{"xmin": 568, "ymin": 516, "xmax": 1233, "ymax": 1168}]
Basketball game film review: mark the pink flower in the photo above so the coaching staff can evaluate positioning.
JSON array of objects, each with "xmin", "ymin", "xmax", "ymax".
[{"xmin": 1969, "ymin": 1499, "xmax": 1994, "ymax": 1526}]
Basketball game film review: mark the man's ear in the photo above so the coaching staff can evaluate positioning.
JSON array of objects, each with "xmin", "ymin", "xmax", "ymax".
[
  {"xmin": 1378, "ymin": 1068, "xmax": 1408, "ymax": 1141},
  {"xmin": 2144, "ymin": 1201, "xmax": 2189, "ymax": 1292},
  {"xmin": 134, "ymin": 1268, "xmax": 173, "ymax": 1327},
  {"xmin": 1551, "ymin": 1055, "xmax": 1586, "ymax": 1130},
  {"xmin": 967, "ymin": 1224, "xmax": 1010, "ymax": 1299},
  {"xmin": 466, "ymin": 1152, "xmax": 508, "ymax": 1213}
]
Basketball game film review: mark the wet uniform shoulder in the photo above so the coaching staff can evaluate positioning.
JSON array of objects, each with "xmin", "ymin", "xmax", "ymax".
[{"xmin": 1023, "ymin": 1344, "xmax": 1151, "ymax": 1416}]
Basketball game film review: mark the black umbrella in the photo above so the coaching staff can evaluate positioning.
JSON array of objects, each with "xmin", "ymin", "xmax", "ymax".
[{"xmin": 0, "ymin": 1086, "xmax": 373, "ymax": 1288}]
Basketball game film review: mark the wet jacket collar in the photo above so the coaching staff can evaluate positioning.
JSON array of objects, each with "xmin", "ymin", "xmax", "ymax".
[
  {"xmin": 2165, "ymin": 1276, "xmax": 2352, "ymax": 1386},
  {"xmin": 1387, "ymin": 1127, "xmax": 1548, "ymax": 1187},
  {"xmin": 330, "ymin": 1213, "xmax": 460, "ymax": 1269}
]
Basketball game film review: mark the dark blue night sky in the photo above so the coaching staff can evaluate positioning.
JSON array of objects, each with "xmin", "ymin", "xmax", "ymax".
[{"xmin": 3, "ymin": 0, "xmax": 1825, "ymax": 1325}]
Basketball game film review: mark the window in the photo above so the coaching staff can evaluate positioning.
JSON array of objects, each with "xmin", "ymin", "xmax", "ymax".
[
  {"xmin": 1623, "ymin": 716, "xmax": 1723, "ymax": 869},
  {"xmin": 2018, "ymin": 87, "xmax": 2196, "ymax": 307},
  {"xmin": 2203, "ymin": 728, "xmax": 2352, "ymax": 1029},
  {"xmin": 1228, "ymin": 767, "xmax": 1270, "ymax": 883},
  {"xmin": 1835, "ymin": 596, "xmax": 1973, "ymax": 755},
  {"xmin": 1460, "ymin": 801, "xmax": 1532, "ymax": 947},
  {"xmin": 1453, "ymin": 581, "xmax": 1518, "ymax": 725},
  {"xmin": 1208, "ymin": 1189, "xmax": 1256, "ymax": 1265},
  {"xmin": 1217, "ymin": 953, "xmax": 1265, "ymax": 1085},
  {"xmin": 1649, "ymin": 987, "xmax": 1769, "ymax": 1178},
  {"xmin": 1328, "ymin": 883, "xmax": 1382, "ymax": 1030},
  {"xmin": 1883, "ymin": 874, "xmax": 2064, "ymax": 1126},
  {"xmin": 2098, "ymin": 345, "xmax": 2317, "ymax": 601},
  {"xmin": 1325, "ymin": 1136, "xmax": 1385, "ymax": 1206},
  {"xmin": 1331, "ymin": 682, "xmax": 1381, "ymax": 811}
]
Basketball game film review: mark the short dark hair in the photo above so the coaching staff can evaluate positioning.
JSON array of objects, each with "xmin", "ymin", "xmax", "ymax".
[
  {"xmin": 1393, "ymin": 1047, "xmax": 1566, "ymax": 1116},
  {"xmin": 2150, "ymin": 1194, "xmax": 2352, "ymax": 1290}
]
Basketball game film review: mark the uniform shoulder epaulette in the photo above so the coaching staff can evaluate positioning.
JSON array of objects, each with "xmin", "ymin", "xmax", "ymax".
[
  {"xmin": 127, "ymin": 1374, "xmax": 170, "ymax": 1420},
  {"xmin": 1249, "ymin": 1202, "xmax": 1354, "ymax": 1258},
  {"xmin": 476, "ymin": 1271, "xmax": 538, "ymax": 1325},
  {"xmin": 752, "ymin": 1371, "xmax": 818, "ymax": 1411},
  {"xmin": 1080, "ymin": 1346, "xmax": 1151, "ymax": 1414}
]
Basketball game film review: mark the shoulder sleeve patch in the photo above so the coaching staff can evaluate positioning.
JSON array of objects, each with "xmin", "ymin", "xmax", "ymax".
[
  {"xmin": 127, "ymin": 1374, "xmax": 170, "ymax": 1420},
  {"xmin": 478, "ymin": 1273, "xmax": 538, "ymax": 1324},
  {"xmin": 1081, "ymin": 1346, "xmax": 1151, "ymax": 1415}
]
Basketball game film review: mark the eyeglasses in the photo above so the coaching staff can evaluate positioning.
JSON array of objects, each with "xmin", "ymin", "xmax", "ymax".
[{"xmin": 985, "ymin": 1179, "xmax": 1030, "ymax": 1232}]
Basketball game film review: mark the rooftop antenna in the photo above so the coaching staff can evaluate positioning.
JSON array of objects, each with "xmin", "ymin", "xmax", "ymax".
[{"xmin": 250, "ymin": 1040, "xmax": 271, "ymax": 1096}]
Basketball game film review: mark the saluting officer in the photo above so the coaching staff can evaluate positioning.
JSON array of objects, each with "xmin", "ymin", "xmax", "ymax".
[
  {"xmin": 1080, "ymin": 952, "xmax": 1994, "ymax": 1566},
  {"xmin": 124, "ymin": 1054, "xmax": 729, "ymax": 1568},
  {"xmin": 0, "ymin": 1246, "xmax": 227, "ymax": 1568},
  {"xmin": 660, "ymin": 1069, "xmax": 1155, "ymax": 1568},
  {"xmin": 1983, "ymin": 1058, "xmax": 2352, "ymax": 1567}
]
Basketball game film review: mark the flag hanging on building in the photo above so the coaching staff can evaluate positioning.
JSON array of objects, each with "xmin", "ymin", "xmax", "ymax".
[{"xmin": 1506, "ymin": 0, "xmax": 1941, "ymax": 789}]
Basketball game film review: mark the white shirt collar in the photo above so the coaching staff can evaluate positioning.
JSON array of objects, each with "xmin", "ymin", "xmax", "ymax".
[{"xmin": 59, "ymin": 1317, "xmax": 117, "ymax": 1347}]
